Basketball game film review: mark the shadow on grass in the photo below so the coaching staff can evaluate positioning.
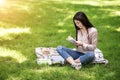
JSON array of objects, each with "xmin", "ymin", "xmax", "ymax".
[{"xmin": 0, "ymin": 0, "xmax": 120, "ymax": 80}]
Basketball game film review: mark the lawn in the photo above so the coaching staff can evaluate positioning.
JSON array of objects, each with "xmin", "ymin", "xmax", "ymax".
[{"xmin": 0, "ymin": 0, "xmax": 120, "ymax": 80}]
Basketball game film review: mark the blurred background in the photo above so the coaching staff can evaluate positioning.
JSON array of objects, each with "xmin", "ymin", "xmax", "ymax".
[{"xmin": 0, "ymin": 0, "xmax": 120, "ymax": 80}]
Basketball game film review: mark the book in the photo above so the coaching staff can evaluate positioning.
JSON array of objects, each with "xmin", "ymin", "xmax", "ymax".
[{"xmin": 66, "ymin": 36, "xmax": 76, "ymax": 45}]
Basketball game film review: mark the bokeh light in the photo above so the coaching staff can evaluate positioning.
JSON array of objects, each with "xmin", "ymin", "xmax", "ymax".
[{"xmin": 0, "ymin": 0, "xmax": 6, "ymax": 6}]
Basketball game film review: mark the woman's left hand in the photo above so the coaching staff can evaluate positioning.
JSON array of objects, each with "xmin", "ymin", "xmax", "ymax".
[{"xmin": 75, "ymin": 41, "xmax": 83, "ymax": 46}]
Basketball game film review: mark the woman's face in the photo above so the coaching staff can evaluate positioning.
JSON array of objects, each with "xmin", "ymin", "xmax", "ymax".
[{"xmin": 74, "ymin": 20, "xmax": 84, "ymax": 29}]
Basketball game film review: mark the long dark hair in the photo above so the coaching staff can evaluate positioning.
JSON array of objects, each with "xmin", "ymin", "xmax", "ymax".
[{"xmin": 73, "ymin": 11, "xmax": 94, "ymax": 41}]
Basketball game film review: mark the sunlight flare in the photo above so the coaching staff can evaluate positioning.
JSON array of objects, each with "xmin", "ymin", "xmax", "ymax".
[
  {"xmin": 0, "ymin": 27, "xmax": 31, "ymax": 36},
  {"xmin": 68, "ymin": 0, "xmax": 120, "ymax": 6},
  {"xmin": 112, "ymin": 11, "xmax": 120, "ymax": 16},
  {"xmin": 0, "ymin": 27, "xmax": 31, "ymax": 40},
  {"xmin": 21, "ymin": 5, "xmax": 30, "ymax": 12},
  {"xmin": 0, "ymin": 0, "xmax": 5, "ymax": 5},
  {"xmin": 0, "ymin": 47, "xmax": 27, "ymax": 63},
  {"xmin": 0, "ymin": 0, "xmax": 6, "ymax": 7},
  {"xmin": 116, "ymin": 27, "xmax": 120, "ymax": 32}
]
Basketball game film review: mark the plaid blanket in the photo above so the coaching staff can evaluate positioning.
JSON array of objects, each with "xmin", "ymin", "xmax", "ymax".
[
  {"xmin": 35, "ymin": 47, "xmax": 108, "ymax": 65},
  {"xmin": 35, "ymin": 47, "xmax": 65, "ymax": 65}
]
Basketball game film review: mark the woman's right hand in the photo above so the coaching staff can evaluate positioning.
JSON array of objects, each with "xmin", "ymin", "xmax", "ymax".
[{"xmin": 75, "ymin": 41, "xmax": 83, "ymax": 46}]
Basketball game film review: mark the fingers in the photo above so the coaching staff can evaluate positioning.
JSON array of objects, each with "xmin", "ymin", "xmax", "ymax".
[{"xmin": 75, "ymin": 41, "xmax": 83, "ymax": 46}]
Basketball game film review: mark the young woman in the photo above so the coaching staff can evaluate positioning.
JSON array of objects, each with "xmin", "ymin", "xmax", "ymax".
[{"xmin": 56, "ymin": 11, "xmax": 98, "ymax": 70}]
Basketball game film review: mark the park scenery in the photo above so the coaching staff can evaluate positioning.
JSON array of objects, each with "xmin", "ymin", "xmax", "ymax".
[{"xmin": 0, "ymin": 0, "xmax": 120, "ymax": 80}]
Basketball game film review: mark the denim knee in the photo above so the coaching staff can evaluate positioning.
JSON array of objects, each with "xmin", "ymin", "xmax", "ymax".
[
  {"xmin": 86, "ymin": 52, "xmax": 95, "ymax": 61},
  {"xmin": 56, "ymin": 46, "xmax": 63, "ymax": 51},
  {"xmin": 56, "ymin": 46, "xmax": 64, "ymax": 54}
]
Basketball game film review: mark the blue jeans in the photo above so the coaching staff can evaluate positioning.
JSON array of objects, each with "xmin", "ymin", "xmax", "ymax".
[{"xmin": 56, "ymin": 46, "xmax": 94, "ymax": 64}]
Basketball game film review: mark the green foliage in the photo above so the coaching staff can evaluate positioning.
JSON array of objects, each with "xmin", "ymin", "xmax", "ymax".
[{"xmin": 0, "ymin": 0, "xmax": 120, "ymax": 80}]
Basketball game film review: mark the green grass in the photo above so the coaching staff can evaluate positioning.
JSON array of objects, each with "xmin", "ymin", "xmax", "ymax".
[{"xmin": 0, "ymin": 0, "xmax": 120, "ymax": 80}]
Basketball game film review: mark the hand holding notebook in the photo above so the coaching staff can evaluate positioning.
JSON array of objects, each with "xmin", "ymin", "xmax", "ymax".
[{"xmin": 66, "ymin": 36, "xmax": 76, "ymax": 45}]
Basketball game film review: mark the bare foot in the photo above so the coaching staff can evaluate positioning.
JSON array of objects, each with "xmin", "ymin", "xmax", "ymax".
[{"xmin": 74, "ymin": 58, "xmax": 80, "ymax": 63}]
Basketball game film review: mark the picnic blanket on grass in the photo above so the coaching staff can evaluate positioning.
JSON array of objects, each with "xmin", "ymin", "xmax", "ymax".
[
  {"xmin": 35, "ymin": 47, "xmax": 108, "ymax": 65},
  {"xmin": 35, "ymin": 47, "xmax": 65, "ymax": 65}
]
